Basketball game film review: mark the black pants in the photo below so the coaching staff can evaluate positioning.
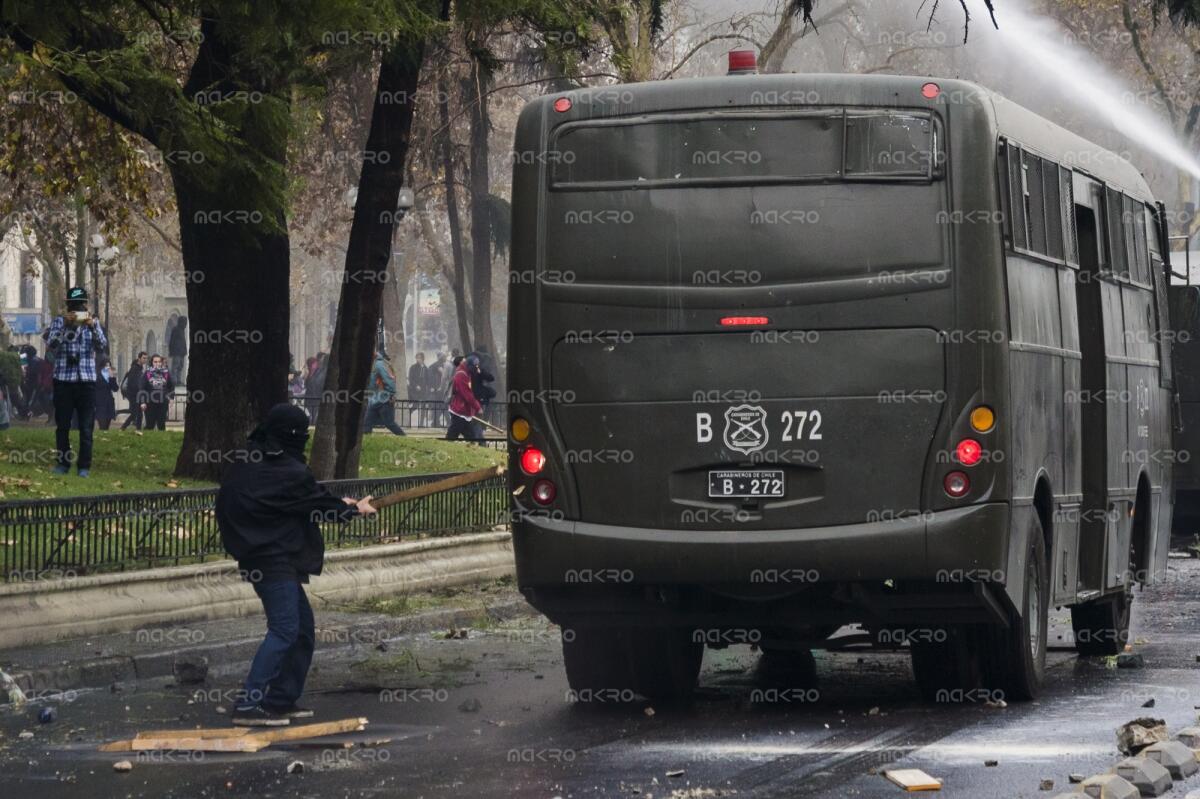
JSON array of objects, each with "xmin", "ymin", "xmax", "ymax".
[
  {"xmin": 364, "ymin": 402, "xmax": 405, "ymax": 435},
  {"xmin": 53, "ymin": 380, "xmax": 96, "ymax": 469},
  {"xmin": 145, "ymin": 402, "xmax": 168, "ymax": 430},
  {"xmin": 446, "ymin": 414, "xmax": 483, "ymax": 442},
  {"xmin": 121, "ymin": 402, "xmax": 142, "ymax": 430}
]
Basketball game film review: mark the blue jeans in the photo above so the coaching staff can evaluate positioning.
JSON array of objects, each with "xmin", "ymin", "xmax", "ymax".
[{"xmin": 238, "ymin": 581, "xmax": 315, "ymax": 711}]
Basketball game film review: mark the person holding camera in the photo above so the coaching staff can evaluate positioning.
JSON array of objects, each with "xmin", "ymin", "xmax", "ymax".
[{"xmin": 43, "ymin": 287, "xmax": 108, "ymax": 477}]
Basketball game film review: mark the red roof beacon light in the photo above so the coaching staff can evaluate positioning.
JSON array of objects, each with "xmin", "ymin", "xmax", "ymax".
[
  {"xmin": 727, "ymin": 50, "xmax": 758, "ymax": 76},
  {"xmin": 921, "ymin": 82, "xmax": 941, "ymax": 100},
  {"xmin": 553, "ymin": 96, "xmax": 572, "ymax": 113}
]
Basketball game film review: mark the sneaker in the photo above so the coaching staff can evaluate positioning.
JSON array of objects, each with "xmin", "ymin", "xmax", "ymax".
[
  {"xmin": 231, "ymin": 706, "xmax": 291, "ymax": 727},
  {"xmin": 77, "ymin": 469, "xmax": 89, "ymax": 478},
  {"xmin": 52, "ymin": 464, "xmax": 69, "ymax": 475},
  {"xmin": 266, "ymin": 704, "xmax": 314, "ymax": 719}
]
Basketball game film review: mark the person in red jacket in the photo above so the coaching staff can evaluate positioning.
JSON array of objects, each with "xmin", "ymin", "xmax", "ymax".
[{"xmin": 445, "ymin": 355, "xmax": 484, "ymax": 442}]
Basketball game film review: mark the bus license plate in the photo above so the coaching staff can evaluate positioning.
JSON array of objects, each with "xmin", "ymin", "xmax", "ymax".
[{"xmin": 708, "ymin": 470, "xmax": 785, "ymax": 498}]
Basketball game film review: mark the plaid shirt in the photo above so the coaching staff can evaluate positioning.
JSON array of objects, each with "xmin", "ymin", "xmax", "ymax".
[{"xmin": 43, "ymin": 316, "xmax": 108, "ymax": 383}]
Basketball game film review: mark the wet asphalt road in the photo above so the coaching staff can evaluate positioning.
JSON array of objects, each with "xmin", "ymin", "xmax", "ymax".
[{"xmin": 5, "ymin": 561, "xmax": 1200, "ymax": 798}]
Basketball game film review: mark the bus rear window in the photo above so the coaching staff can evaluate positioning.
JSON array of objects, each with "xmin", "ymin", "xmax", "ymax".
[{"xmin": 550, "ymin": 109, "xmax": 939, "ymax": 188}]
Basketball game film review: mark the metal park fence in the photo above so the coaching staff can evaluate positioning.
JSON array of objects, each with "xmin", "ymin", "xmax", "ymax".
[{"xmin": 0, "ymin": 471, "xmax": 508, "ymax": 583}]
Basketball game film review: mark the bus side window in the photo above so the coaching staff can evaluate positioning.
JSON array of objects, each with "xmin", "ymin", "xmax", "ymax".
[
  {"xmin": 1147, "ymin": 204, "xmax": 1173, "ymax": 387},
  {"xmin": 1042, "ymin": 158, "xmax": 1064, "ymax": 260},
  {"xmin": 1127, "ymin": 195, "xmax": 1149, "ymax": 284},
  {"xmin": 1059, "ymin": 166, "xmax": 1078, "ymax": 265},
  {"xmin": 1105, "ymin": 185, "xmax": 1129, "ymax": 278},
  {"xmin": 1025, "ymin": 155, "xmax": 1048, "ymax": 254},
  {"xmin": 1005, "ymin": 142, "xmax": 1028, "ymax": 251}
]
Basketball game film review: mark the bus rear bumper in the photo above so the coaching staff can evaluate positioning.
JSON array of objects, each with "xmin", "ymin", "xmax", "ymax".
[{"xmin": 513, "ymin": 502, "xmax": 1013, "ymax": 626}]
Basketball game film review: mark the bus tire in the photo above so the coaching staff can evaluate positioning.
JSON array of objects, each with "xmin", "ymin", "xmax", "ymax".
[
  {"xmin": 627, "ymin": 629, "xmax": 704, "ymax": 704},
  {"xmin": 909, "ymin": 627, "xmax": 983, "ymax": 702},
  {"xmin": 562, "ymin": 627, "xmax": 703, "ymax": 704},
  {"xmin": 984, "ymin": 516, "xmax": 1048, "ymax": 701},
  {"xmin": 1070, "ymin": 590, "xmax": 1131, "ymax": 656},
  {"xmin": 562, "ymin": 627, "xmax": 635, "ymax": 699}
]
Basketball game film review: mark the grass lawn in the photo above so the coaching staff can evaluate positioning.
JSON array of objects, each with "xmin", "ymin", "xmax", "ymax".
[{"xmin": 0, "ymin": 425, "xmax": 504, "ymax": 500}]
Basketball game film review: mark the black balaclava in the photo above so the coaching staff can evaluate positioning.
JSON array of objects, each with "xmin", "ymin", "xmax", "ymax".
[{"xmin": 248, "ymin": 403, "xmax": 310, "ymax": 461}]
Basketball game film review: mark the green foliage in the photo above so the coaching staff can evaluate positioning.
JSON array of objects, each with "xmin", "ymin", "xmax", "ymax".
[{"xmin": 0, "ymin": 0, "xmax": 444, "ymax": 240}]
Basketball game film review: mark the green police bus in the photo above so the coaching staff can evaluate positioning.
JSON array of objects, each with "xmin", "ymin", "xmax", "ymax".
[{"xmin": 506, "ymin": 56, "xmax": 1178, "ymax": 702}]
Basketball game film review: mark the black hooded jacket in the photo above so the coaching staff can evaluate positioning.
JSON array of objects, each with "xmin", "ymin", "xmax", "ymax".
[{"xmin": 216, "ymin": 405, "xmax": 358, "ymax": 582}]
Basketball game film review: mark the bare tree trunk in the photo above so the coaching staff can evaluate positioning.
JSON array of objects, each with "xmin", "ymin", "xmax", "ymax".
[
  {"xmin": 438, "ymin": 76, "xmax": 473, "ymax": 353},
  {"xmin": 309, "ymin": 40, "xmax": 426, "ymax": 480},
  {"xmin": 466, "ymin": 57, "xmax": 497, "ymax": 356}
]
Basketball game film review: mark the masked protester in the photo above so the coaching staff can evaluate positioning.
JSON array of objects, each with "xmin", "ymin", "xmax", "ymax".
[
  {"xmin": 217, "ymin": 403, "xmax": 377, "ymax": 726},
  {"xmin": 43, "ymin": 287, "xmax": 108, "ymax": 476}
]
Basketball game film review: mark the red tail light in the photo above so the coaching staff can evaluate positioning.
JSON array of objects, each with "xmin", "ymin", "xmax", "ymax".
[
  {"xmin": 520, "ymin": 447, "xmax": 546, "ymax": 475},
  {"xmin": 944, "ymin": 471, "xmax": 970, "ymax": 498},
  {"xmin": 955, "ymin": 439, "xmax": 983, "ymax": 466},
  {"xmin": 553, "ymin": 97, "xmax": 572, "ymax": 113}
]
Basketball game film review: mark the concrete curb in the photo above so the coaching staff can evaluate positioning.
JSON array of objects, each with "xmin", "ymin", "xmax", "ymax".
[
  {"xmin": 6, "ymin": 596, "xmax": 533, "ymax": 699},
  {"xmin": 0, "ymin": 532, "xmax": 515, "ymax": 649}
]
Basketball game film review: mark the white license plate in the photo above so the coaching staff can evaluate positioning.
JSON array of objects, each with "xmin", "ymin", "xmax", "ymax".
[{"xmin": 708, "ymin": 470, "xmax": 785, "ymax": 498}]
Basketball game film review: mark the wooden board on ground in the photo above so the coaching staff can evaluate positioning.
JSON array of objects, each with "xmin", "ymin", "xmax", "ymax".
[
  {"xmin": 883, "ymin": 769, "xmax": 943, "ymax": 791},
  {"xmin": 100, "ymin": 717, "xmax": 369, "ymax": 754}
]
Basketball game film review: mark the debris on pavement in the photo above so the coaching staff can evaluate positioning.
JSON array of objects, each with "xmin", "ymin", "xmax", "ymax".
[
  {"xmin": 172, "ymin": 655, "xmax": 209, "ymax": 685},
  {"xmin": 883, "ymin": 768, "xmax": 942, "ymax": 791},
  {"xmin": 1068, "ymin": 773, "xmax": 1084, "ymax": 783},
  {"xmin": 1143, "ymin": 698, "xmax": 1156, "ymax": 708},
  {"xmin": 666, "ymin": 769, "xmax": 685, "ymax": 777},
  {"xmin": 984, "ymin": 760, "xmax": 998, "ymax": 767},
  {"xmin": 0, "ymin": 668, "xmax": 26, "ymax": 707},
  {"xmin": 1116, "ymin": 717, "xmax": 1168, "ymax": 755},
  {"xmin": 457, "ymin": 698, "xmax": 482, "ymax": 713},
  {"xmin": 1116, "ymin": 653, "xmax": 1145, "ymax": 669},
  {"xmin": 287, "ymin": 760, "xmax": 304, "ymax": 774},
  {"xmin": 38, "ymin": 706, "xmax": 57, "ymax": 723},
  {"xmin": 18, "ymin": 730, "xmax": 33, "ymax": 740},
  {"xmin": 99, "ymin": 717, "xmax": 370, "ymax": 754},
  {"xmin": 1038, "ymin": 778, "xmax": 1054, "ymax": 790},
  {"xmin": 112, "ymin": 760, "xmax": 133, "ymax": 773}
]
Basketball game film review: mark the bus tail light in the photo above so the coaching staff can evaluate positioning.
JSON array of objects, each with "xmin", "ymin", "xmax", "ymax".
[
  {"xmin": 921, "ymin": 82, "xmax": 941, "ymax": 99},
  {"xmin": 944, "ymin": 471, "xmax": 970, "ymax": 498},
  {"xmin": 520, "ymin": 447, "xmax": 546, "ymax": 475},
  {"xmin": 553, "ymin": 97, "xmax": 572, "ymax": 113},
  {"xmin": 511, "ymin": 417, "xmax": 531, "ymax": 442},
  {"xmin": 955, "ymin": 438, "xmax": 983, "ymax": 466},
  {"xmin": 532, "ymin": 479, "xmax": 557, "ymax": 505}
]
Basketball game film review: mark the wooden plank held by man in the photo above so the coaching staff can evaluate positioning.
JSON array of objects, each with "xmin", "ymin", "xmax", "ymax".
[{"xmin": 369, "ymin": 464, "xmax": 505, "ymax": 511}]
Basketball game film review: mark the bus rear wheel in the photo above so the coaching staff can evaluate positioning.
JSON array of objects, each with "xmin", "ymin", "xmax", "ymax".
[
  {"xmin": 562, "ymin": 626, "xmax": 703, "ymax": 704},
  {"xmin": 1070, "ymin": 590, "xmax": 1131, "ymax": 656},
  {"xmin": 909, "ymin": 627, "xmax": 984, "ymax": 702},
  {"xmin": 982, "ymin": 516, "xmax": 1048, "ymax": 700}
]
